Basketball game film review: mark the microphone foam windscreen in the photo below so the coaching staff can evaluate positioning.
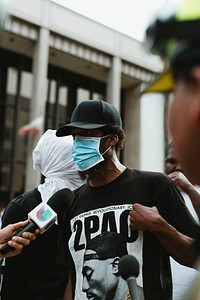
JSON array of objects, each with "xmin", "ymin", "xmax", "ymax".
[
  {"xmin": 47, "ymin": 188, "xmax": 74, "ymax": 215},
  {"xmin": 119, "ymin": 254, "xmax": 140, "ymax": 280}
]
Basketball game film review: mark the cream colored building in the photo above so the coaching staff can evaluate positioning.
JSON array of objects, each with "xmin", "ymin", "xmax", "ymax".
[{"xmin": 0, "ymin": 0, "xmax": 166, "ymax": 204}]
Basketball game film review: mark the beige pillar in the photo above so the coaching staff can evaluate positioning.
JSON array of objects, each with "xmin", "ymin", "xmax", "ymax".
[
  {"xmin": 123, "ymin": 86, "xmax": 140, "ymax": 169},
  {"xmin": 140, "ymin": 93, "xmax": 165, "ymax": 172},
  {"xmin": 106, "ymin": 56, "xmax": 121, "ymax": 112},
  {"xmin": 25, "ymin": 1, "xmax": 50, "ymax": 191}
]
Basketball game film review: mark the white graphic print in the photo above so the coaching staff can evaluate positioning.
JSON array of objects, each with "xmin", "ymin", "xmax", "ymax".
[{"xmin": 69, "ymin": 204, "xmax": 144, "ymax": 300}]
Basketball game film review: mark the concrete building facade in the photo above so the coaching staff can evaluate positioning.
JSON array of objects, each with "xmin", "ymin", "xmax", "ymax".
[{"xmin": 0, "ymin": 0, "xmax": 166, "ymax": 205}]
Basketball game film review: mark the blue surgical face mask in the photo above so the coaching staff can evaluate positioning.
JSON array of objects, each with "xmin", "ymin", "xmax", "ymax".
[{"xmin": 72, "ymin": 135, "xmax": 111, "ymax": 171}]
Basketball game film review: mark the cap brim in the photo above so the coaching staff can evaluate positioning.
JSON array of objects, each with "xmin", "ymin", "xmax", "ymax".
[
  {"xmin": 56, "ymin": 122, "xmax": 106, "ymax": 137},
  {"xmin": 141, "ymin": 70, "xmax": 174, "ymax": 94}
]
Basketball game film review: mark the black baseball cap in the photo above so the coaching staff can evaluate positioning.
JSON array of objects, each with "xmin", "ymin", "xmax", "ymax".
[
  {"xmin": 56, "ymin": 99, "xmax": 122, "ymax": 137},
  {"xmin": 84, "ymin": 232, "xmax": 128, "ymax": 261}
]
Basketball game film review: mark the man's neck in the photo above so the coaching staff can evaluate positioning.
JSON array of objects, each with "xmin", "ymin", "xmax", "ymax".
[
  {"xmin": 113, "ymin": 279, "xmax": 128, "ymax": 300},
  {"xmin": 88, "ymin": 158, "xmax": 126, "ymax": 187}
]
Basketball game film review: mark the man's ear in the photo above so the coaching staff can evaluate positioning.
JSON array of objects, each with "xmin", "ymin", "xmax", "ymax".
[
  {"xmin": 192, "ymin": 66, "xmax": 200, "ymax": 84},
  {"xmin": 191, "ymin": 66, "xmax": 200, "ymax": 98},
  {"xmin": 190, "ymin": 66, "xmax": 200, "ymax": 125},
  {"xmin": 109, "ymin": 134, "xmax": 119, "ymax": 147},
  {"xmin": 111, "ymin": 257, "xmax": 120, "ymax": 275}
]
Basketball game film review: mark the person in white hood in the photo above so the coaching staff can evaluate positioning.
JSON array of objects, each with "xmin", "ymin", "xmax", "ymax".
[{"xmin": 1, "ymin": 129, "xmax": 85, "ymax": 300}]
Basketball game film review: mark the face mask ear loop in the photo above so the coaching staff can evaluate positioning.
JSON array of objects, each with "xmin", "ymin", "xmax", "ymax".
[
  {"xmin": 101, "ymin": 146, "xmax": 111, "ymax": 156},
  {"xmin": 100, "ymin": 134, "xmax": 112, "ymax": 157}
]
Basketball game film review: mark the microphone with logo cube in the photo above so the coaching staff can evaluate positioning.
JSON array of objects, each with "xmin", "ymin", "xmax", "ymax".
[{"xmin": 0, "ymin": 188, "xmax": 74, "ymax": 255}]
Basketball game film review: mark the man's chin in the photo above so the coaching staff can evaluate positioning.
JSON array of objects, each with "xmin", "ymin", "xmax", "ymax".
[
  {"xmin": 78, "ymin": 162, "xmax": 104, "ymax": 179},
  {"xmin": 78, "ymin": 170, "xmax": 88, "ymax": 180}
]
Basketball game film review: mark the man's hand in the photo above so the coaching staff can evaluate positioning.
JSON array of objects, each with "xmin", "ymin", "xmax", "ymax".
[
  {"xmin": 169, "ymin": 171, "xmax": 200, "ymax": 220},
  {"xmin": 0, "ymin": 220, "xmax": 38, "ymax": 258},
  {"xmin": 168, "ymin": 171, "xmax": 193, "ymax": 193},
  {"xmin": 129, "ymin": 203, "xmax": 198, "ymax": 266},
  {"xmin": 129, "ymin": 203, "xmax": 162, "ymax": 232}
]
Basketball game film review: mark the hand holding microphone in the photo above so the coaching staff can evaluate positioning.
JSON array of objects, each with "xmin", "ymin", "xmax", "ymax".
[
  {"xmin": 0, "ymin": 220, "xmax": 39, "ymax": 258},
  {"xmin": 0, "ymin": 188, "xmax": 74, "ymax": 256},
  {"xmin": 119, "ymin": 254, "xmax": 141, "ymax": 300}
]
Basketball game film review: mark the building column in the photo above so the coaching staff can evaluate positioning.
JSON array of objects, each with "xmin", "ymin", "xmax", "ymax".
[
  {"xmin": 25, "ymin": 23, "xmax": 50, "ymax": 191},
  {"xmin": 106, "ymin": 56, "xmax": 121, "ymax": 112},
  {"xmin": 121, "ymin": 87, "xmax": 166, "ymax": 172},
  {"xmin": 123, "ymin": 86, "xmax": 140, "ymax": 169},
  {"xmin": 140, "ymin": 93, "xmax": 166, "ymax": 172}
]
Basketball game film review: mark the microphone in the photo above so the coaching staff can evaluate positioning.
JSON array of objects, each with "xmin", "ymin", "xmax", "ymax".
[
  {"xmin": 0, "ymin": 188, "xmax": 74, "ymax": 255},
  {"xmin": 119, "ymin": 254, "xmax": 140, "ymax": 300}
]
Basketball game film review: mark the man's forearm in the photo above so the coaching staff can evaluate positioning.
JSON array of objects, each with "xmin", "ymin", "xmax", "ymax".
[
  {"xmin": 129, "ymin": 203, "xmax": 198, "ymax": 267},
  {"xmin": 152, "ymin": 217, "xmax": 197, "ymax": 267}
]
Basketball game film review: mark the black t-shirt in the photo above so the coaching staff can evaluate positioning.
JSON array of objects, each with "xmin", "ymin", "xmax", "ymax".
[
  {"xmin": 1, "ymin": 188, "xmax": 69, "ymax": 300},
  {"xmin": 68, "ymin": 168, "xmax": 200, "ymax": 300}
]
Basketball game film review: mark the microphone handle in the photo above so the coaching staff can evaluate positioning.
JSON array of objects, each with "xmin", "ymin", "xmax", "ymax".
[
  {"xmin": 0, "ymin": 221, "xmax": 38, "ymax": 255},
  {"xmin": 127, "ymin": 276, "xmax": 140, "ymax": 300}
]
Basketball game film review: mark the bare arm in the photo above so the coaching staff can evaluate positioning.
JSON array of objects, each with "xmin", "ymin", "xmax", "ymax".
[
  {"xmin": 129, "ymin": 204, "xmax": 198, "ymax": 267},
  {"xmin": 169, "ymin": 171, "xmax": 200, "ymax": 219}
]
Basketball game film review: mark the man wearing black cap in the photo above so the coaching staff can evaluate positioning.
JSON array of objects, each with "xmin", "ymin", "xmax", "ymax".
[{"xmin": 56, "ymin": 99, "xmax": 199, "ymax": 300}]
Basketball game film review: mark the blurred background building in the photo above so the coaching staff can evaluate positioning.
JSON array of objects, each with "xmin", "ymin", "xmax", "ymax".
[{"xmin": 0, "ymin": 0, "xmax": 166, "ymax": 206}]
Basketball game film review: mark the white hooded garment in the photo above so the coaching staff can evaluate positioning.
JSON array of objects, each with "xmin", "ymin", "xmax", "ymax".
[{"xmin": 32, "ymin": 129, "xmax": 85, "ymax": 203}]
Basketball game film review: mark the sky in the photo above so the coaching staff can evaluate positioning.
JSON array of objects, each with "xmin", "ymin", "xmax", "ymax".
[{"xmin": 51, "ymin": 0, "xmax": 180, "ymax": 41}]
